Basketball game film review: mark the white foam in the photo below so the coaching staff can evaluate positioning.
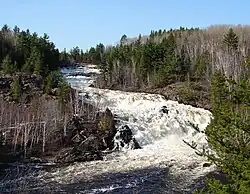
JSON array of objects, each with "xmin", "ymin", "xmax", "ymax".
[
  {"xmin": 48, "ymin": 64, "xmax": 216, "ymax": 191},
  {"xmin": 81, "ymin": 87, "xmax": 212, "ymax": 147},
  {"xmin": 61, "ymin": 64, "xmax": 100, "ymax": 88}
]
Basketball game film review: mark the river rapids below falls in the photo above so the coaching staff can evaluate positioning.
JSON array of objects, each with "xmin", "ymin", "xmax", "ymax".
[{"xmin": 0, "ymin": 64, "xmax": 217, "ymax": 193}]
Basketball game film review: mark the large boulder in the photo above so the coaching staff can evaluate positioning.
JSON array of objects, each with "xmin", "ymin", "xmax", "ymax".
[
  {"xmin": 55, "ymin": 136, "xmax": 103, "ymax": 163},
  {"xmin": 96, "ymin": 108, "xmax": 117, "ymax": 149},
  {"xmin": 113, "ymin": 125, "xmax": 141, "ymax": 150},
  {"xmin": 56, "ymin": 109, "xmax": 141, "ymax": 163},
  {"xmin": 20, "ymin": 73, "xmax": 44, "ymax": 92},
  {"xmin": 56, "ymin": 108, "xmax": 117, "ymax": 163}
]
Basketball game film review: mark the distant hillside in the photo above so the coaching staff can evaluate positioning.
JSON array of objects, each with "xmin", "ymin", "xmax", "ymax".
[{"xmin": 115, "ymin": 24, "xmax": 249, "ymax": 46}]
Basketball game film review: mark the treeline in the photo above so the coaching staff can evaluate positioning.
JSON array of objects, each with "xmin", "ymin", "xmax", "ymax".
[
  {"xmin": 73, "ymin": 25, "xmax": 250, "ymax": 90},
  {"xmin": 0, "ymin": 24, "xmax": 60, "ymax": 76},
  {"xmin": 0, "ymin": 24, "xmax": 69, "ymax": 98},
  {"xmin": 59, "ymin": 46, "xmax": 87, "ymax": 66}
]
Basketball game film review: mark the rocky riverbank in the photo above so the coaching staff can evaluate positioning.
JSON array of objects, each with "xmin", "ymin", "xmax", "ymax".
[
  {"xmin": 0, "ymin": 72, "xmax": 141, "ymax": 166},
  {"xmin": 54, "ymin": 108, "xmax": 141, "ymax": 164}
]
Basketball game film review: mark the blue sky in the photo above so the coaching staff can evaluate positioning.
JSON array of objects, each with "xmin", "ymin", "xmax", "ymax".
[{"xmin": 0, "ymin": 1, "xmax": 249, "ymax": 51}]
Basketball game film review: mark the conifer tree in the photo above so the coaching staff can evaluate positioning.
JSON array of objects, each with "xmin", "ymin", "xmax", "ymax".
[
  {"xmin": 11, "ymin": 76, "xmax": 22, "ymax": 102},
  {"xmin": 33, "ymin": 50, "xmax": 42, "ymax": 75},
  {"xmin": 196, "ymin": 51, "xmax": 210, "ymax": 78},
  {"xmin": 12, "ymin": 61, "xmax": 18, "ymax": 73},
  {"xmin": 58, "ymin": 80, "xmax": 70, "ymax": 104},
  {"xmin": 199, "ymin": 72, "xmax": 250, "ymax": 193},
  {"xmin": 45, "ymin": 72, "xmax": 53, "ymax": 94},
  {"xmin": 120, "ymin": 34, "xmax": 127, "ymax": 46},
  {"xmin": 22, "ymin": 55, "xmax": 34, "ymax": 73},
  {"xmin": 223, "ymin": 28, "xmax": 239, "ymax": 51},
  {"xmin": 2, "ymin": 55, "xmax": 12, "ymax": 74}
]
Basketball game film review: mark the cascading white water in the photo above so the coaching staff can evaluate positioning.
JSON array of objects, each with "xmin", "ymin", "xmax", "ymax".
[
  {"xmin": 63, "ymin": 65, "xmax": 211, "ymax": 148},
  {"xmin": 0, "ymin": 64, "xmax": 216, "ymax": 194},
  {"xmin": 81, "ymin": 87, "xmax": 211, "ymax": 147},
  {"xmin": 47, "ymin": 64, "xmax": 216, "ymax": 193}
]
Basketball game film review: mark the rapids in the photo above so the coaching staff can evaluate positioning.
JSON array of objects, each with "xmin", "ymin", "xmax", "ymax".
[{"xmin": 0, "ymin": 64, "xmax": 215, "ymax": 193}]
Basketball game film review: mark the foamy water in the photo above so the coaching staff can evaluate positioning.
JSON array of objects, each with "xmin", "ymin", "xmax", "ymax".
[
  {"xmin": 55, "ymin": 64, "xmax": 215, "ymax": 193},
  {"xmin": 1, "ymin": 64, "xmax": 215, "ymax": 193}
]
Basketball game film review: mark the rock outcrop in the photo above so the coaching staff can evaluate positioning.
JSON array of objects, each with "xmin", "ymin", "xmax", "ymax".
[
  {"xmin": 55, "ymin": 108, "xmax": 117, "ymax": 163},
  {"xmin": 113, "ymin": 125, "xmax": 141, "ymax": 150},
  {"xmin": 55, "ymin": 109, "xmax": 141, "ymax": 163},
  {"xmin": 0, "ymin": 73, "xmax": 44, "ymax": 102}
]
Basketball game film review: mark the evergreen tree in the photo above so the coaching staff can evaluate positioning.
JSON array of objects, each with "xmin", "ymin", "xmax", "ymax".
[
  {"xmin": 120, "ymin": 34, "xmax": 127, "ymax": 46},
  {"xmin": 12, "ymin": 61, "xmax": 18, "ymax": 72},
  {"xmin": 33, "ymin": 50, "xmax": 42, "ymax": 75},
  {"xmin": 58, "ymin": 80, "xmax": 70, "ymax": 104},
  {"xmin": 23, "ymin": 47, "xmax": 43, "ymax": 74},
  {"xmin": 70, "ymin": 46, "xmax": 80, "ymax": 62},
  {"xmin": 45, "ymin": 72, "xmax": 53, "ymax": 94},
  {"xmin": 199, "ymin": 72, "xmax": 250, "ymax": 193},
  {"xmin": 13, "ymin": 25, "xmax": 20, "ymax": 35},
  {"xmin": 196, "ymin": 51, "xmax": 211, "ymax": 77},
  {"xmin": 223, "ymin": 28, "xmax": 239, "ymax": 51},
  {"xmin": 178, "ymin": 45, "xmax": 191, "ymax": 77},
  {"xmin": 11, "ymin": 77, "xmax": 22, "ymax": 102},
  {"xmin": 137, "ymin": 34, "xmax": 142, "ymax": 45},
  {"xmin": 2, "ymin": 55, "xmax": 12, "ymax": 74}
]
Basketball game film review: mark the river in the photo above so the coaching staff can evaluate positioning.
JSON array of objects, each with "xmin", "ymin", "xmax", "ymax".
[{"xmin": 0, "ymin": 64, "xmax": 215, "ymax": 193}]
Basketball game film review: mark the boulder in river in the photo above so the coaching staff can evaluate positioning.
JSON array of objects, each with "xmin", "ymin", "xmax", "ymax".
[
  {"xmin": 55, "ymin": 136, "xmax": 103, "ymax": 163},
  {"xmin": 55, "ymin": 108, "xmax": 117, "ymax": 163},
  {"xmin": 113, "ymin": 125, "xmax": 141, "ymax": 150},
  {"xmin": 160, "ymin": 105, "xmax": 169, "ymax": 114}
]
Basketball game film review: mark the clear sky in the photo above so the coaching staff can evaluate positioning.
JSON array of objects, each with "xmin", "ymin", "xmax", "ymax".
[{"xmin": 0, "ymin": 0, "xmax": 249, "ymax": 51}]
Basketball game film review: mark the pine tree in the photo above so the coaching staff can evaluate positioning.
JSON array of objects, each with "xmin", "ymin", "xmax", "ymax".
[
  {"xmin": 196, "ymin": 51, "xmax": 211, "ymax": 78},
  {"xmin": 22, "ymin": 55, "xmax": 34, "ymax": 73},
  {"xmin": 137, "ymin": 34, "xmax": 142, "ymax": 45},
  {"xmin": 120, "ymin": 34, "xmax": 127, "ymax": 46},
  {"xmin": 45, "ymin": 72, "xmax": 53, "ymax": 94},
  {"xmin": 22, "ymin": 47, "xmax": 43, "ymax": 74},
  {"xmin": 33, "ymin": 50, "xmax": 42, "ymax": 75},
  {"xmin": 2, "ymin": 57, "xmax": 18, "ymax": 75},
  {"xmin": 199, "ymin": 72, "xmax": 250, "ymax": 193},
  {"xmin": 11, "ymin": 77, "xmax": 22, "ymax": 102},
  {"xmin": 2, "ymin": 55, "xmax": 12, "ymax": 74},
  {"xmin": 178, "ymin": 45, "xmax": 191, "ymax": 76},
  {"xmin": 12, "ymin": 61, "xmax": 18, "ymax": 73},
  {"xmin": 58, "ymin": 80, "xmax": 70, "ymax": 104},
  {"xmin": 223, "ymin": 28, "xmax": 239, "ymax": 51}
]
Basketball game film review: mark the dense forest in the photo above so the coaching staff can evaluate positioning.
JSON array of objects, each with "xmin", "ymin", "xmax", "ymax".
[
  {"xmin": 0, "ymin": 24, "xmax": 60, "ymax": 75},
  {"xmin": 0, "ymin": 24, "xmax": 70, "ymax": 99},
  {"xmin": 67, "ymin": 25, "xmax": 250, "ymax": 193},
  {"xmin": 66, "ymin": 25, "xmax": 249, "ymax": 88},
  {"xmin": 0, "ymin": 25, "xmax": 72, "ymax": 160}
]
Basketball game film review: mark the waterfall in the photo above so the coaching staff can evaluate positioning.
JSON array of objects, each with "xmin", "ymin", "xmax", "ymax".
[
  {"xmin": 54, "ymin": 64, "xmax": 215, "ymax": 193},
  {"xmin": 0, "ymin": 64, "xmax": 215, "ymax": 194}
]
